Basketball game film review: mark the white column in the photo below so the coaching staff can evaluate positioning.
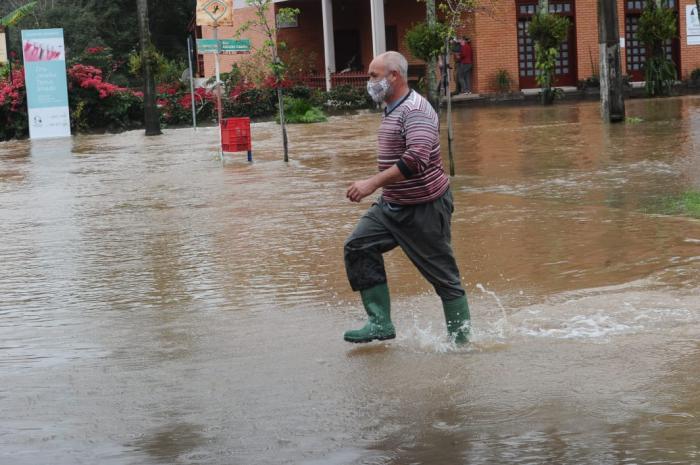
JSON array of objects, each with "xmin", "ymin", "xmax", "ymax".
[
  {"xmin": 370, "ymin": 0, "xmax": 386, "ymax": 57},
  {"xmin": 321, "ymin": 0, "xmax": 336, "ymax": 91}
]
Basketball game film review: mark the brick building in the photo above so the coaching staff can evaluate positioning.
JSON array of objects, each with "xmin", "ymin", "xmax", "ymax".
[{"xmin": 194, "ymin": 0, "xmax": 700, "ymax": 94}]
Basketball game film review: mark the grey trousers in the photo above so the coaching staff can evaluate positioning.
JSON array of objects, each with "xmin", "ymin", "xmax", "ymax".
[
  {"xmin": 344, "ymin": 189, "xmax": 466, "ymax": 301},
  {"xmin": 458, "ymin": 63, "xmax": 472, "ymax": 93}
]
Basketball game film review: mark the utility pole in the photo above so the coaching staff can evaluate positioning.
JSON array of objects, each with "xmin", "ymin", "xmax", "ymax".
[
  {"xmin": 598, "ymin": 0, "xmax": 625, "ymax": 122},
  {"xmin": 137, "ymin": 0, "xmax": 162, "ymax": 136}
]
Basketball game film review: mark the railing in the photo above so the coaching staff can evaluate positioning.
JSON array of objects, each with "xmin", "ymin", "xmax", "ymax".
[{"xmin": 301, "ymin": 72, "xmax": 369, "ymax": 89}]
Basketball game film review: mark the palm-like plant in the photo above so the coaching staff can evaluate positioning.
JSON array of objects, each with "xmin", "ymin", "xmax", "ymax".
[{"xmin": 1, "ymin": 2, "xmax": 37, "ymax": 27}]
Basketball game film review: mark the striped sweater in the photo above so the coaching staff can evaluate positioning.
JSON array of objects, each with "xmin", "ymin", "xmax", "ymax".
[{"xmin": 378, "ymin": 90, "xmax": 449, "ymax": 205}]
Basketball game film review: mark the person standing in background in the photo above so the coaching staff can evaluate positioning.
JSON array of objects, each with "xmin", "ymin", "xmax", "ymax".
[{"xmin": 457, "ymin": 37, "xmax": 473, "ymax": 94}]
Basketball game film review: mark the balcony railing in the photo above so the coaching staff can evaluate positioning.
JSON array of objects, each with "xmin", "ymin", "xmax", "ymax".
[{"xmin": 300, "ymin": 72, "xmax": 369, "ymax": 89}]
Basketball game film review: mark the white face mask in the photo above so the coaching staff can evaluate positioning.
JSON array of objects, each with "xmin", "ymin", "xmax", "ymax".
[{"xmin": 367, "ymin": 77, "xmax": 391, "ymax": 103}]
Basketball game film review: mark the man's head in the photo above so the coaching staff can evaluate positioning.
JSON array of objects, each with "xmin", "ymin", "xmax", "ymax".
[{"xmin": 366, "ymin": 51, "xmax": 408, "ymax": 104}]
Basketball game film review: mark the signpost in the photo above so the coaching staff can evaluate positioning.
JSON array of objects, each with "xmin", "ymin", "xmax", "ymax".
[
  {"xmin": 21, "ymin": 29, "xmax": 71, "ymax": 139},
  {"xmin": 196, "ymin": 0, "xmax": 234, "ymax": 161},
  {"xmin": 187, "ymin": 36, "xmax": 197, "ymax": 131}
]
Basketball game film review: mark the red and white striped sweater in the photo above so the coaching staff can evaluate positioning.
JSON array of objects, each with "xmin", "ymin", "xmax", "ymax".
[{"xmin": 378, "ymin": 90, "xmax": 449, "ymax": 205}]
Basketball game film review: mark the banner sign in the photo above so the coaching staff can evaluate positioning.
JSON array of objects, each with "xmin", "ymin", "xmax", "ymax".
[
  {"xmin": 196, "ymin": 0, "xmax": 234, "ymax": 26},
  {"xmin": 21, "ymin": 29, "xmax": 71, "ymax": 139},
  {"xmin": 197, "ymin": 38, "xmax": 250, "ymax": 54},
  {"xmin": 0, "ymin": 29, "xmax": 8, "ymax": 64},
  {"xmin": 687, "ymin": 5, "xmax": 700, "ymax": 45}
]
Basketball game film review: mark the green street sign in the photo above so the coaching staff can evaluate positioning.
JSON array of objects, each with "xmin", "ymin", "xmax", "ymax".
[
  {"xmin": 220, "ymin": 39, "xmax": 251, "ymax": 53},
  {"xmin": 196, "ymin": 38, "xmax": 250, "ymax": 54},
  {"xmin": 196, "ymin": 39, "xmax": 219, "ymax": 54}
]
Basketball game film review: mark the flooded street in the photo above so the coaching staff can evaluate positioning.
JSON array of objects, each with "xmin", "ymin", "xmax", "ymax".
[{"xmin": 2, "ymin": 96, "xmax": 700, "ymax": 464}]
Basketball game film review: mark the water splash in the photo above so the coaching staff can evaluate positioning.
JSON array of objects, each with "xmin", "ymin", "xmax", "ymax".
[{"xmin": 476, "ymin": 284, "xmax": 509, "ymax": 321}]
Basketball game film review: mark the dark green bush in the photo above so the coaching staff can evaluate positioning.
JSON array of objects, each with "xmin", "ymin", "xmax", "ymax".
[
  {"xmin": 405, "ymin": 21, "xmax": 449, "ymax": 61},
  {"xmin": 325, "ymin": 85, "xmax": 373, "ymax": 109}
]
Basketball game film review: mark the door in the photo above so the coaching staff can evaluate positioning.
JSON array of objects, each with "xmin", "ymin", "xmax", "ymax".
[
  {"xmin": 517, "ymin": 0, "xmax": 577, "ymax": 89},
  {"xmin": 334, "ymin": 30, "xmax": 362, "ymax": 72},
  {"xmin": 624, "ymin": 0, "xmax": 680, "ymax": 81}
]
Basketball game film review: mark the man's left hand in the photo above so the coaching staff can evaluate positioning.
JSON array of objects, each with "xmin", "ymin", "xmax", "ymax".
[{"xmin": 346, "ymin": 179, "xmax": 377, "ymax": 203}]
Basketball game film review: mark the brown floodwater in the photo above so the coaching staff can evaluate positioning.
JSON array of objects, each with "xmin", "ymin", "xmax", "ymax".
[{"xmin": 1, "ymin": 96, "xmax": 700, "ymax": 465}]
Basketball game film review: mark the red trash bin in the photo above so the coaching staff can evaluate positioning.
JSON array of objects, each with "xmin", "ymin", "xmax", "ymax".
[{"xmin": 221, "ymin": 117, "xmax": 252, "ymax": 161}]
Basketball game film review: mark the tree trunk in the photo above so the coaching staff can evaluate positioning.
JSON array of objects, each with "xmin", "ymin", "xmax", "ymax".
[
  {"xmin": 425, "ymin": 0, "xmax": 439, "ymax": 111},
  {"xmin": 444, "ymin": 36, "xmax": 455, "ymax": 177},
  {"xmin": 277, "ymin": 87, "xmax": 289, "ymax": 163},
  {"xmin": 137, "ymin": 0, "xmax": 161, "ymax": 136}
]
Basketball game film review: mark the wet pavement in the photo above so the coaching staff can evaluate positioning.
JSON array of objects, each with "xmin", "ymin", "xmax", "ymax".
[{"xmin": 1, "ymin": 96, "xmax": 700, "ymax": 464}]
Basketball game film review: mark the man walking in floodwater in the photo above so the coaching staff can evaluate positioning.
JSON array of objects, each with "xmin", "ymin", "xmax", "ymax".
[{"xmin": 343, "ymin": 51, "xmax": 471, "ymax": 344}]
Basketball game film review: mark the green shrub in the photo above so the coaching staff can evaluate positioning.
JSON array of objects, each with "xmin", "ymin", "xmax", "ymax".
[
  {"xmin": 528, "ymin": 11, "xmax": 571, "ymax": 104},
  {"xmin": 494, "ymin": 69, "xmax": 512, "ymax": 93},
  {"xmin": 644, "ymin": 55, "xmax": 677, "ymax": 96},
  {"xmin": 281, "ymin": 97, "xmax": 327, "ymax": 124},
  {"xmin": 325, "ymin": 84, "xmax": 373, "ymax": 109},
  {"xmin": 128, "ymin": 48, "xmax": 186, "ymax": 85},
  {"xmin": 405, "ymin": 21, "xmax": 449, "ymax": 61},
  {"xmin": 224, "ymin": 87, "xmax": 277, "ymax": 118},
  {"xmin": 690, "ymin": 68, "xmax": 700, "ymax": 81},
  {"xmin": 638, "ymin": 3, "xmax": 678, "ymax": 96}
]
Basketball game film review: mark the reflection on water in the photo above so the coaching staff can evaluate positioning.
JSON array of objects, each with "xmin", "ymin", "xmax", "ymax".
[{"xmin": 1, "ymin": 96, "xmax": 699, "ymax": 464}]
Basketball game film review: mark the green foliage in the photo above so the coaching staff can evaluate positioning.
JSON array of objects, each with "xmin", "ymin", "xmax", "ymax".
[
  {"xmin": 528, "ymin": 10, "xmax": 570, "ymax": 50},
  {"xmin": 221, "ymin": 66, "xmax": 243, "ymax": 90},
  {"xmin": 3, "ymin": 0, "xmax": 194, "ymax": 64},
  {"xmin": 644, "ymin": 55, "xmax": 676, "ymax": 96},
  {"xmin": 650, "ymin": 191, "xmax": 700, "ymax": 219},
  {"xmin": 691, "ymin": 68, "xmax": 700, "ymax": 81},
  {"xmin": 405, "ymin": 21, "xmax": 449, "ymax": 61},
  {"xmin": 280, "ymin": 97, "xmax": 327, "ymax": 124},
  {"xmin": 625, "ymin": 116, "xmax": 643, "ymax": 123},
  {"xmin": 325, "ymin": 84, "xmax": 373, "ymax": 109},
  {"xmin": 436, "ymin": 0, "xmax": 478, "ymax": 39},
  {"xmin": 638, "ymin": 4, "xmax": 677, "ymax": 46},
  {"xmin": 286, "ymin": 85, "xmax": 327, "ymax": 107},
  {"xmin": 494, "ymin": 69, "xmax": 512, "ymax": 93},
  {"xmin": 638, "ymin": 3, "xmax": 678, "ymax": 97},
  {"xmin": 0, "ymin": 2, "xmax": 37, "ymax": 27},
  {"xmin": 128, "ymin": 48, "xmax": 186, "ymax": 85},
  {"xmin": 528, "ymin": 11, "xmax": 570, "ymax": 104},
  {"xmin": 224, "ymin": 87, "xmax": 277, "ymax": 118}
]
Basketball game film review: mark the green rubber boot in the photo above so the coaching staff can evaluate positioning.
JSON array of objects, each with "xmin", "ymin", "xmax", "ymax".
[
  {"xmin": 344, "ymin": 283, "xmax": 396, "ymax": 343},
  {"xmin": 442, "ymin": 295, "xmax": 471, "ymax": 344}
]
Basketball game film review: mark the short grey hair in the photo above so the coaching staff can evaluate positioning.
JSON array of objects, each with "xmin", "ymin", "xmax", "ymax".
[{"xmin": 380, "ymin": 51, "xmax": 408, "ymax": 81}]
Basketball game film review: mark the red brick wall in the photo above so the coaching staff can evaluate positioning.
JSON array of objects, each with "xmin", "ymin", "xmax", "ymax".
[
  {"xmin": 472, "ymin": 3, "xmax": 519, "ymax": 93},
  {"xmin": 385, "ymin": 0, "xmax": 427, "ymax": 65},
  {"xmin": 575, "ymin": 0, "xmax": 598, "ymax": 80},
  {"xmin": 277, "ymin": 1, "xmax": 325, "ymax": 73},
  {"xmin": 679, "ymin": 2, "xmax": 700, "ymax": 78},
  {"xmin": 200, "ymin": 6, "xmax": 276, "ymax": 77}
]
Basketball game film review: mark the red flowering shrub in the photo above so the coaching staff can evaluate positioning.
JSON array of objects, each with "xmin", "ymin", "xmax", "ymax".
[
  {"xmin": 67, "ymin": 64, "xmax": 142, "ymax": 131},
  {"xmin": 158, "ymin": 83, "xmax": 215, "ymax": 126},
  {"xmin": 0, "ymin": 69, "xmax": 28, "ymax": 140}
]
